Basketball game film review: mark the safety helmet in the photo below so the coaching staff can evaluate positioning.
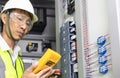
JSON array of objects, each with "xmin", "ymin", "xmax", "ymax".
[{"xmin": 1, "ymin": 0, "xmax": 38, "ymax": 23}]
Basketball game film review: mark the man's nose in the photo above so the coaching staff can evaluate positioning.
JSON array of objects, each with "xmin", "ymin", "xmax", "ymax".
[{"xmin": 20, "ymin": 22, "xmax": 28, "ymax": 30}]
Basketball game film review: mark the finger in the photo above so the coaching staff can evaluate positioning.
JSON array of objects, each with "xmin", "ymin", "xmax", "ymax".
[
  {"xmin": 26, "ymin": 62, "xmax": 38, "ymax": 72},
  {"xmin": 41, "ymin": 69, "xmax": 55, "ymax": 78},
  {"xmin": 38, "ymin": 67, "xmax": 55, "ymax": 78},
  {"xmin": 38, "ymin": 67, "xmax": 52, "ymax": 75},
  {"xmin": 54, "ymin": 69, "xmax": 61, "ymax": 75}
]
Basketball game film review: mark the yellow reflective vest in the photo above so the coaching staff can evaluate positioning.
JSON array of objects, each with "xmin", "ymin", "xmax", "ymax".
[{"xmin": 0, "ymin": 48, "xmax": 24, "ymax": 78}]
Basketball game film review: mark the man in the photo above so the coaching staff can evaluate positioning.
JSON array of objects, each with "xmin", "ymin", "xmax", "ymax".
[{"xmin": 0, "ymin": 0, "xmax": 58, "ymax": 78}]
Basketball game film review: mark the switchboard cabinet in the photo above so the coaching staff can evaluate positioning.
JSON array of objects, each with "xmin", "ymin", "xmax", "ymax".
[{"xmin": 55, "ymin": 0, "xmax": 116, "ymax": 78}]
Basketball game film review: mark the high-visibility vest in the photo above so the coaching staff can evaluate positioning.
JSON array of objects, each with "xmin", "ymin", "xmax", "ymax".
[{"xmin": 0, "ymin": 48, "xmax": 24, "ymax": 78}]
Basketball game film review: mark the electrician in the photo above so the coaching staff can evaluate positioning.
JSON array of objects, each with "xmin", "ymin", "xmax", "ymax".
[{"xmin": 0, "ymin": 0, "xmax": 58, "ymax": 78}]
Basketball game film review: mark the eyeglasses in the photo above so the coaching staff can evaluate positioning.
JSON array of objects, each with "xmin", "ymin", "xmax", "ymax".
[{"xmin": 9, "ymin": 12, "xmax": 33, "ymax": 30}]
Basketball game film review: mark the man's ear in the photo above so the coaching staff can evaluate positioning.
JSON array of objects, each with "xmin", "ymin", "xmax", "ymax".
[{"xmin": 1, "ymin": 13, "xmax": 7, "ymax": 24}]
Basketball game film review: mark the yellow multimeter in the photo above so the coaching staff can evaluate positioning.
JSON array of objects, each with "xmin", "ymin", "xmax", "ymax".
[{"xmin": 33, "ymin": 48, "xmax": 61, "ymax": 74}]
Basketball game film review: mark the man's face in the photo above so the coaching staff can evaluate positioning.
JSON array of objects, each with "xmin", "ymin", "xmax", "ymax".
[{"xmin": 2, "ymin": 9, "xmax": 32, "ymax": 40}]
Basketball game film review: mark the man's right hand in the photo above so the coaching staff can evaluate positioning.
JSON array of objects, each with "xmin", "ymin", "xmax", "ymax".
[{"xmin": 22, "ymin": 62, "xmax": 56, "ymax": 78}]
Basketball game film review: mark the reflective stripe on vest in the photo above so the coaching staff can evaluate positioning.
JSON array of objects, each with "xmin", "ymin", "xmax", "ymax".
[{"xmin": 0, "ymin": 48, "xmax": 24, "ymax": 78}]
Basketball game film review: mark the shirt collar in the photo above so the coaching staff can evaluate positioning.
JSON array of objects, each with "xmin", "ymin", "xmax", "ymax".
[
  {"xmin": 0, "ymin": 34, "xmax": 21, "ymax": 54},
  {"xmin": 0, "ymin": 34, "xmax": 10, "ymax": 51}
]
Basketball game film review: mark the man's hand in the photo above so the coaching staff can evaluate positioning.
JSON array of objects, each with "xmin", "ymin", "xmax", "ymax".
[{"xmin": 22, "ymin": 62, "xmax": 56, "ymax": 78}]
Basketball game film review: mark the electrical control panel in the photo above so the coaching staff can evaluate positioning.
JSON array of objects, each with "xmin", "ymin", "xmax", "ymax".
[{"xmin": 57, "ymin": 0, "xmax": 114, "ymax": 78}]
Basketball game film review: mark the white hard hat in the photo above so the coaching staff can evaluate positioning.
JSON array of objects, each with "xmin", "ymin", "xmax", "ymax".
[{"xmin": 1, "ymin": 0, "xmax": 38, "ymax": 23}]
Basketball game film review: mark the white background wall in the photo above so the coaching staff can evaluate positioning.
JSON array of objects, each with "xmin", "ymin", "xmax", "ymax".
[{"xmin": 109, "ymin": 0, "xmax": 120, "ymax": 78}]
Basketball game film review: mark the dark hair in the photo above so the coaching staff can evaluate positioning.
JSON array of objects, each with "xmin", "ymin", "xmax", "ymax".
[
  {"xmin": 0, "ymin": 20, "xmax": 3, "ymax": 32},
  {"xmin": 0, "ymin": 10, "xmax": 9, "ymax": 32}
]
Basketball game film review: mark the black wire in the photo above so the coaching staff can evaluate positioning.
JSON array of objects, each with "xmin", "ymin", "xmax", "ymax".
[{"xmin": 6, "ymin": 11, "xmax": 15, "ymax": 40}]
